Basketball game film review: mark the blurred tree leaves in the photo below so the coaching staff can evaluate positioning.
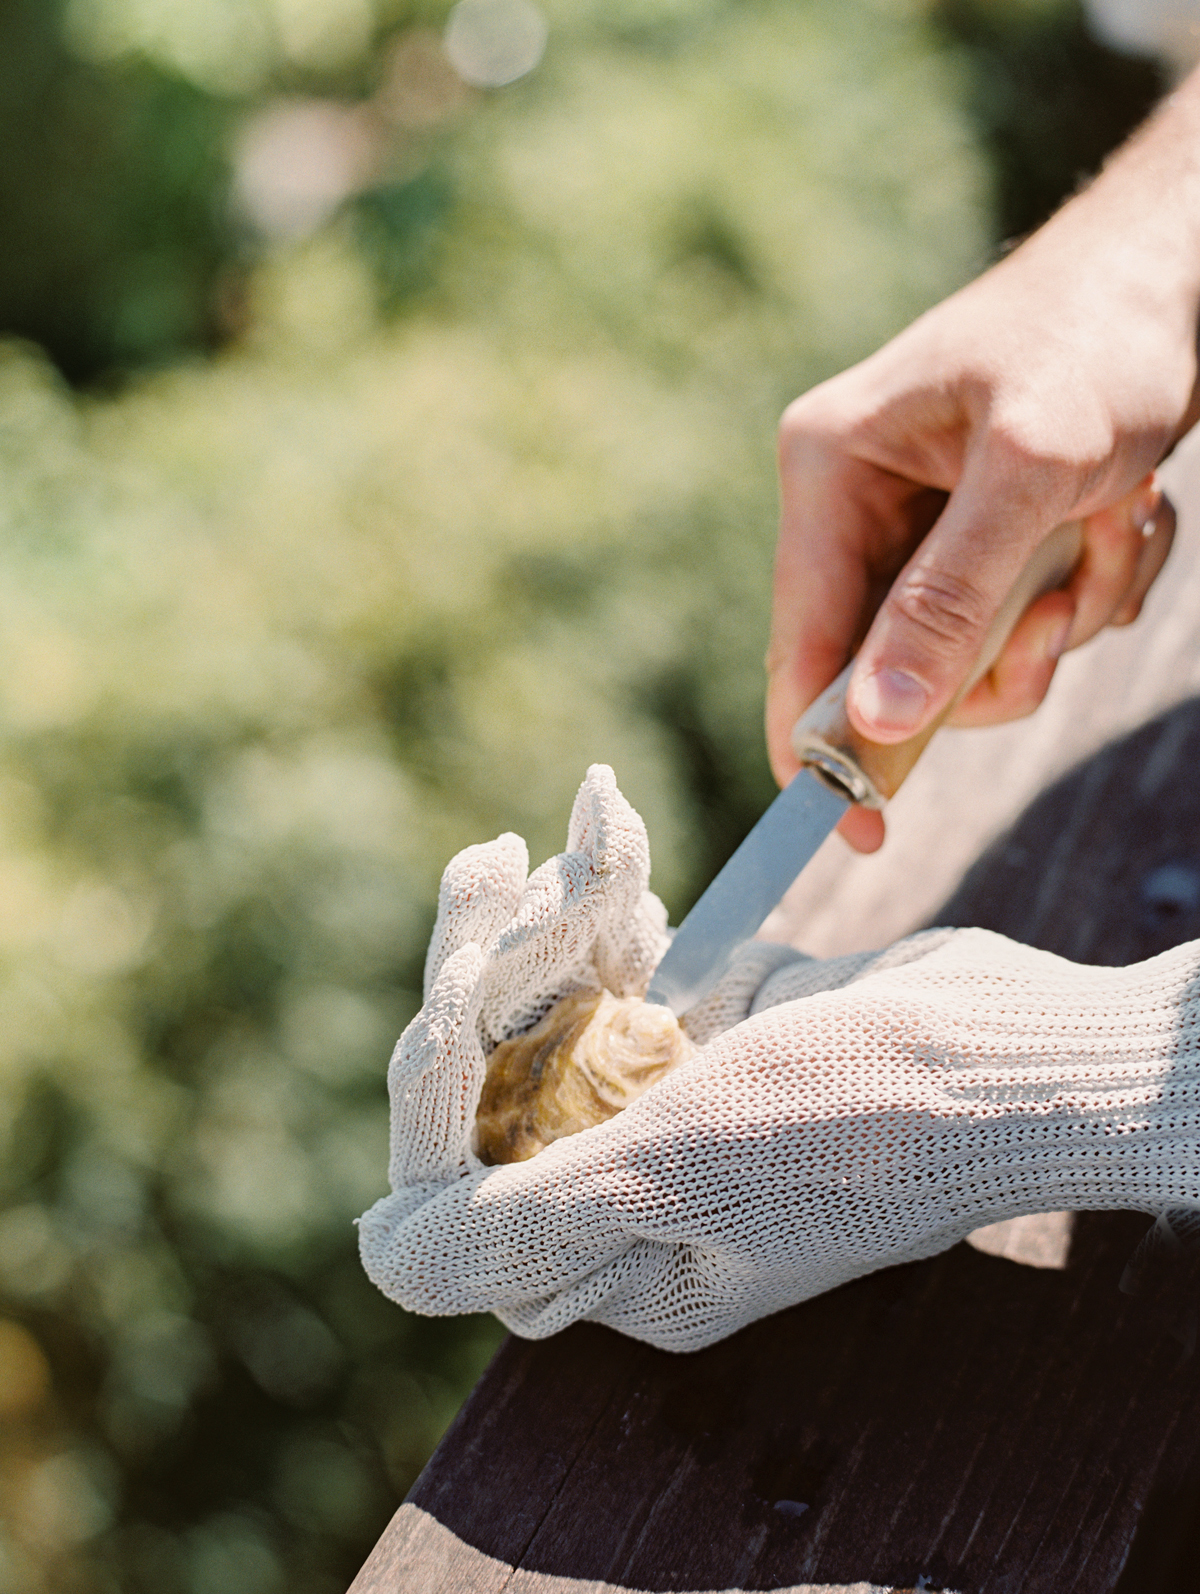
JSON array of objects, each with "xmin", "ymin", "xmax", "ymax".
[
  {"xmin": 0, "ymin": 0, "xmax": 234, "ymax": 383},
  {"xmin": 352, "ymin": 167, "xmax": 458, "ymax": 307},
  {"xmin": 935, "ymin": 0, "xmax": 1164, "ymax": 238}
]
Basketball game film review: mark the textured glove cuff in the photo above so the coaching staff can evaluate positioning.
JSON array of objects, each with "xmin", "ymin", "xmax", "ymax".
[{"xmin": 749, "ymin": 927, "xmax": 1200, "ymax": 1230}]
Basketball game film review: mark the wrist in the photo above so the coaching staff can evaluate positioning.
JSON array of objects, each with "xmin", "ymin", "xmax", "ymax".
[
  {"xmin": 940, "ymin": 1058, "xmax": 1192, "ymax": 1227},
  {"xmin": 871, "ymin": 935, "xmax": 1200, "ymax": 1225},
  {"xmin": 1019, "ymin": 69, "xmax": 1200, "ymax": 344}
]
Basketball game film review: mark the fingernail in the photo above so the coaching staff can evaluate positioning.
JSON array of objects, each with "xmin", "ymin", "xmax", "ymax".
[
  {"xmin": 853, "ymin": 667, "xmax": 931, "ymax": 734},
  {"xmin": 1046, "ymin": 614, "xmax": 1073, "ymax": 661}
]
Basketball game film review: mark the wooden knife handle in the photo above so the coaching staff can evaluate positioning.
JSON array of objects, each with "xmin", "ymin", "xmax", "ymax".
[{"xmin": 790, "ymin": 520, "xmax": 1085, "ymax": 807}]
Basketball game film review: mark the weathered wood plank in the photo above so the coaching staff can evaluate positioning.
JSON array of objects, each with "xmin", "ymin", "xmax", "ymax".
[{"xmin": 354, "ymin": 1215, "xmax": 1200, "ymax": 1592}]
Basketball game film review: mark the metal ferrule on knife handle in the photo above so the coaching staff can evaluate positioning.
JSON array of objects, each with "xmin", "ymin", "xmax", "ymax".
[{"xmin": 791, "ymin": 520, "xmax": 1086, "ymax": 808}]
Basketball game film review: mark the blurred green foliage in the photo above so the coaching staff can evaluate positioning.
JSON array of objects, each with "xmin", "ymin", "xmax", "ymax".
[
  {"xmin": 0, "ymin": 0, "xmax": 234, "ymax": 382},
  {"xmin": 0, "ymin": 0, "xmax": 1164, "ymax": 1588},
  {"xmin": 935, "ymin": 0, "xmax": 1163, "ymax": 238}
]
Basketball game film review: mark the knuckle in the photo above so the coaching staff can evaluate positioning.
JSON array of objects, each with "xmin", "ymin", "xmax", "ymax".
[
  {"xmin": 778, "ymin": 382, "xmax": 861, "ymax": 462},
  {"xmin": 985, "ymin": 408, "xmax": 1112, "ymax": 494},
  {"xmin": 777, "ymin": 396, "xmax": 828, "ymax": 465},
  {"xmin": 1085, "ymin": 511, "xmax": 1141, "ymax": 565},
  {"xmin": 888, "ymin": 569, "xmax": 990, "ymax": 653},
  {"xmin": 778, "ymin": 393, "xmax": 814, "ymax": 435}
]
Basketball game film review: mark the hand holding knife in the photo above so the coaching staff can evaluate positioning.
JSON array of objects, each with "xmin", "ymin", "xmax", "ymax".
[{"xmin": 647, "ymin": 520, "xmax": 1085, "ymax": 1016}]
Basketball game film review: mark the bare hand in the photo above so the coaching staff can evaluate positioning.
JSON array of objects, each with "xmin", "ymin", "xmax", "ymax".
[{"xmin": 767, "ymin": 73, "xmax": 1200, "ymax": 851}]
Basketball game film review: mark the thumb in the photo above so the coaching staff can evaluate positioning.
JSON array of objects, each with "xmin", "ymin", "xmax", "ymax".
[{"xmin": 847, "ymin": 453, "xmax": 1064, "ymax": 742}]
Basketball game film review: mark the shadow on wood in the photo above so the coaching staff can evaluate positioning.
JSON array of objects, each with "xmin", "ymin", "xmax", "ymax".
[{"xmin": 351, "ymin": 696, "xmax": 1200, "ymax": 1594}]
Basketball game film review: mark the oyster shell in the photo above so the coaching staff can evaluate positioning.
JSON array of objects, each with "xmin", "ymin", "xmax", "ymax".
[{"xmin": 475, "ymin": 989, "xmax": 697, "ymax": 1165}]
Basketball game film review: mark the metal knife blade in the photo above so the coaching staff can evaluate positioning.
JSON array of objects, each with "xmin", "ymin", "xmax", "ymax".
[{"xmin": 645, "ymin": 767, "xmax": 848, "ymax": 1015}]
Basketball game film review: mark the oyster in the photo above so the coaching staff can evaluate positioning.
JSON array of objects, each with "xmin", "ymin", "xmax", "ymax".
[{"xmin": 475, "ymin": 989, "xmax": 697, "ymax": 1165}]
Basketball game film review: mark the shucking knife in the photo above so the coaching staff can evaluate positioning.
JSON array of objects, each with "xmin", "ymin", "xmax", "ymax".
[{"xmin": 646, "ymin": 520, "xmax": 1085, "ymax": 1016}]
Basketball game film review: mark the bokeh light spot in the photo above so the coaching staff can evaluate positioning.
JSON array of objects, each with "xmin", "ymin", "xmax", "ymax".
[
  {"xmin": 0, "ymin": 1321, "xmax": 50, "ymax": 1417},
  {"xmin": 444, "ymin": 0, "xmax": 547, "ymax": 88},
  {"xmin": 234, "ymin": 101, "xmax": 382, "ymax": 242},
  {"xmin": 20, "ymin": 1451, "xmax": 116, "ymax": 1548}
]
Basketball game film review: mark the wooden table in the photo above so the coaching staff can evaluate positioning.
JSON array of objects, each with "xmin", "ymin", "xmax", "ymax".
[{"xmin": 350, "ymin": 434, "xmax": 1200, "ymax": 1594}]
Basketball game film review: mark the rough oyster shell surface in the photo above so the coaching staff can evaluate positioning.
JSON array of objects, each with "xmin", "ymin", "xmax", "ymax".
[{"xmin": 475, "ymin": 989, "xmax": 697, "ymax": 1165}]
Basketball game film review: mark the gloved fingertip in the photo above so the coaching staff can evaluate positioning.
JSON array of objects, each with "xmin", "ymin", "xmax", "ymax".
[
  {"xmin": 427, "ymin": 939, "xmax": 486, "ymax": 1007},
  {"xmin": 489, "ymin": 831, "xmax": 531, "ymax": 889},
  {"xmin": 568, "ymin": 763, "xmax": 646, "ymax": 873},
  {"xmin": 440, "ymin": 833, "xmax": 529, "ymax": 902}
]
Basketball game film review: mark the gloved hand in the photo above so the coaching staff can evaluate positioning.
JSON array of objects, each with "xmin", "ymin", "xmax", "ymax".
[
  {"xmin": 359, "ymin": 771, "xmax": 1200, "ymax": 1352},
  {"xmin": 377, "ymin": 764, "xmax": 673, "ymax": 1192}
]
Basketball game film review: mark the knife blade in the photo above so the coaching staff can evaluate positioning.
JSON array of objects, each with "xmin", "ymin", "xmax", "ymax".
[
  {"xmin": 644, "ymin": 763, "xmax": 847, "ymax": 1016},
  {"xmin": 646, "ymin": 520, "xmax": 1085, "ymax": 1016}
]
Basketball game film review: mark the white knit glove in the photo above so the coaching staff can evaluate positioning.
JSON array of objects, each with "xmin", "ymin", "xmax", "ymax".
[
  {"xmin": 359, "ymin": 773, "xmax": 1200, "ymax": 1353},
  {"xmin": 376, "ymin": 764, "xmax": 672, "ymax": 1192}
]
